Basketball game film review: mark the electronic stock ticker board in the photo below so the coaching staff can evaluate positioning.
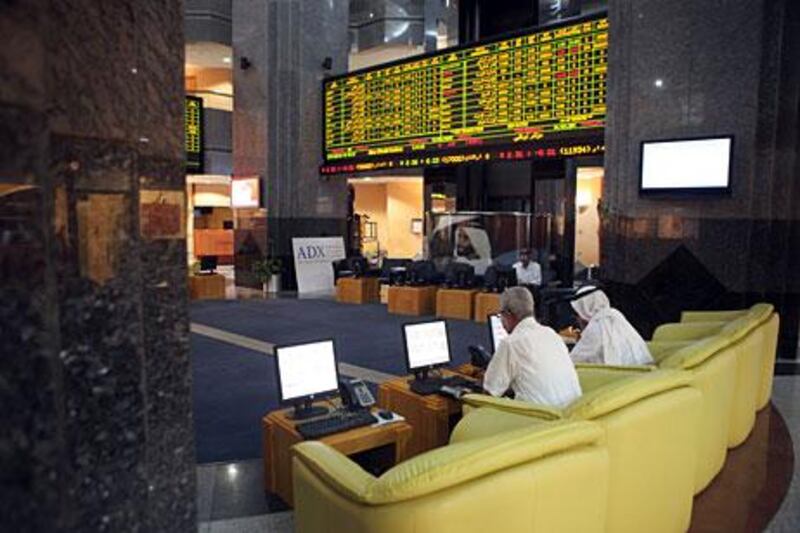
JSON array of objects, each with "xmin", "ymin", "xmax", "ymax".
[{"xmin": 321, "ymin": 16, "xmax": 607, "ymax": 175}]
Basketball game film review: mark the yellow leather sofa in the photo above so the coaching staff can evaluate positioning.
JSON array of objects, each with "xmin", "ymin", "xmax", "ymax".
[
  {"xmin": 292, "ymin": 420, "xmax": 609, "ymax": 533},
  {"xmin": 652, "ymin": 303, "xmax": 778, "ymax": 448},
  {"xmin": 645, "ymin": 333, "xmax": 738, "ymax": 492},
  {"xmin": 461, "ymin": 367, "xmax": 701, "ymax": 533},
  {"xmin": 679, "ymin": 304, "xmax": 780, "ymax": 410}
]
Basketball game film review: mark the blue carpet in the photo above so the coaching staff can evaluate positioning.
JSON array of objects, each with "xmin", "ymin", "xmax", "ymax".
[{"xmin": 190, "ymin": 298, "xmax": 488, "ymax": 463}]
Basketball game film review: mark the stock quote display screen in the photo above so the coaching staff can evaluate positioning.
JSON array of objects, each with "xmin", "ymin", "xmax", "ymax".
[{"xmin": 321, "ymin": 16, "xmax": 607, "ymax": 175}]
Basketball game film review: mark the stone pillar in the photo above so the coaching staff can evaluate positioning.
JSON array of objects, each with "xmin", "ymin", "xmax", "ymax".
[
  {"xmin": 0, "ymin": 1, "xmax": 195, "ymax": 531},
  {"xmin": 233, "ymin": 0, "xmax": 349, "ymax": 289},
  {"xmin": 603, "ymin": 0, "xmax": 800, "ymax": 357}
]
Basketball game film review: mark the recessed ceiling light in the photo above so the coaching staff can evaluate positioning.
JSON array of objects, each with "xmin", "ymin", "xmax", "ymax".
[
  {"xmin": 222, "ymin": 56, "xmax": 232, "ymax": 64},
  {"xmin": 654, "ymin": 78, "xmax": 664, "ymax": 88}
]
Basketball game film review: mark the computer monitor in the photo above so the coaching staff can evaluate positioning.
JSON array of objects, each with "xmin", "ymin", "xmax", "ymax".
[
  {"xmin": 199, "ymin": 255, "xmax": 218, "ymax": 273},
  {"xmin": 488, "ymin": 314, "xmax": 508, "ymax": 352},
  {"xmin": 402, "ymin": 320, "xmax": 451, "ymax": 380},
  {"xmin": 445, "ymin": 262, "xmax": 475, "ymax": 289},
  {"xmin": 275, "ymin": 339, "xmax": 340, "ymax": 420}
]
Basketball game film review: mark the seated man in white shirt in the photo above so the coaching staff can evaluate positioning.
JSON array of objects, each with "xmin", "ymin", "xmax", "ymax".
[
  {"xmin": 512, "ymin": 249, "xmax": 542, "ymax": 286},
  {"xmin": 569, "ymin": 286, "xmax": 654, "ymax": 366},
  {"xmin": 483, "ymin": 287, "xmax": 582, "ymax": 407}
]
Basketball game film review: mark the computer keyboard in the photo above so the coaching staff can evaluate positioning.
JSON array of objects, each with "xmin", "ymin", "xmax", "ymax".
[
  {"xmin": 409, "ymin": 376, "xmax": 482, "ymax": 396},
  {"xmin": 295, "ymin": 410, "xmax": 376, "ymax": 439}
]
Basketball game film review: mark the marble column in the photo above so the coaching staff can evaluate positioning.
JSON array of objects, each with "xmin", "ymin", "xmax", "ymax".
[
  {"xmin": 603, "ymin": 0, "xmax": 800, "ymax": 356},
  {"xmin": 233, "ymin": 0, "xmax": 350, "ymax": 288},
  {"xmin": 0, "ymin": 1, "xmax": 195, "ymax": 531}
]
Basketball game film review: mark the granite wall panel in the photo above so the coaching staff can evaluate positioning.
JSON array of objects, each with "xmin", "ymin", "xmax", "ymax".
[
  {"xmin": 604, "ymin": 0, "xmax": 800, "ymax": 357},
  {"xmin": 1, "ymin": 0, "xmax": 194, "ymax": 531}
]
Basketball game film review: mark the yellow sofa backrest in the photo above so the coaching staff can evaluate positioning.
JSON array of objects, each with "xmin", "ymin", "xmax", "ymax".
[
  {"xmin": 659, "ymin": 334, "xmax": 731, "ymax": 370},
  {"xmin": 294, "ymin": 420, "xmax": 603, "ymax": 505},
  {"xmin": 293, "ymin": 420, "xmax": 610, "ymax": 533},
  {"xmin": 567, "ymin": 368, "xmax": 692, "ymax": 419}
]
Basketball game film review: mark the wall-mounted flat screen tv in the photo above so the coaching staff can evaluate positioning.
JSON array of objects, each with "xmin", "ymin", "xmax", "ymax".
[{"xmin": 640, "ymin": 136, "xmax": 733, "ymax": 195}]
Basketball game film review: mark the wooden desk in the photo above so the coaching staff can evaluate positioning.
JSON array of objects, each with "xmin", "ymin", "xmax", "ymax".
[
  {"xmin": 377, "ymin": 371, "xmax": 476, "ymax": 458},
  {"xmin": 336, "ymin": 277, "xmax": 380, "ymax": 304},
  {"xmin": 473, "ymin": 292, "xmax": 502, "ymax": 322},
  {"xmin": 188, "ymin": 273, "xmax": 226, "ymax": 299},
  {"xmin": 262, "ymin": 406, "xmax": 412, "ymax": 506},
  {"xmin": 387, "ymin": 285, "xmax": 438, "ymax": 316},
  {"xmin": 454, "ymin": 363, "xmax": 484, "ymax": 380},
  {"xmin": 436, "ymin": 289, "xmax": 478, "ymax": 320}
]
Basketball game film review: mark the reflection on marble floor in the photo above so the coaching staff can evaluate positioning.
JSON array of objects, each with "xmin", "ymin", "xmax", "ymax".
[
  {"xmin": 766, "ymin": 376, "xmax": 800, "ymax": 532},
  {"xmin": 196, "ymin": 376, "xmax": 800, "ymax": 532}
]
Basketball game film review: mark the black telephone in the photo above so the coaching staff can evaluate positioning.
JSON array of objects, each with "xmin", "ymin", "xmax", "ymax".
[
  {"xmin": 468, "ymin": 344, "xmax": 493, "ymax": 369},
  {"xmin": 339, "ymin": 378, "xmax": 376, "ymax": 410}
]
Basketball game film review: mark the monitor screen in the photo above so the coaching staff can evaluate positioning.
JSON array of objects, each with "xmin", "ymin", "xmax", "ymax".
[
  {"xmin": 275, "ymin": 340, "xmax": 339, "ymax": 402},
  {"xmin": 488, "ymin": 314, "xmax": 508, "ymax": 352},
  {"xmin": 321, "ymin": 15, "xmax": 608, "ymax": 175},
  {"xmin": 640, "ymin": 137, "xmax": 733, "ymax": 193},
  {"xmin": 231, "ymin": 178, "xmax": 260, "ymax": 208},
  {"xmin": 403, "ymin": 320, "xmax": 451, "ymax": 371}
]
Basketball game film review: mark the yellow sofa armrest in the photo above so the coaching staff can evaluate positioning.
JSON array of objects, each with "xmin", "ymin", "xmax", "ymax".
[
  {"xmin": 293, "ymin": 442, "xmax": 376, "ymax": 503},
  {"xmin": 681, "ymin": 310, "xmax": 747, "ymax": 322},
  {"xmin": 651, "ymin": 321, "xmax": 725, "ymax": 341},
  {"xmin": 460, "ymin": 393, "xmax": 563, "ymax": 420}
]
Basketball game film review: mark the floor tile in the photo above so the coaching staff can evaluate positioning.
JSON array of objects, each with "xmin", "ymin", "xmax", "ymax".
[
  {"xmin": 765, "ymin": 376, "xmax": 800, "ymax": 531},
  {"xmin": 210, "ymin": 459, "xmax": 286, "ymax": 521},
  {"xmin": 196, "ymin": 464, "xmax": 217, "ymax": 522},
  {"xmin": 206, "ymin": 512, "xmax": 293, "ymax": 533}
]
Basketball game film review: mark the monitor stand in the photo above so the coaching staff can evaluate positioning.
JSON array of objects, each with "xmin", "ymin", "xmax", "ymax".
[
  {"xmin": 289, "ymin": 399, "xmax": 329, "ymax": 420},
  {"xmin": 411, "ymin": 367, "xmax": 431, "ymax": 384}
]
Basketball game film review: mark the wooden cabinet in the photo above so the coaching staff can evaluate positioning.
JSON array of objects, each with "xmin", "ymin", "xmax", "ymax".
[
  {"xmin": 436, "ymin": 289, "xmax": 478, "ymax": 320},
  {"xmin": 387, "ymin": 286, "xmax": 439, "ymax": 316},
  {"xmin": 473, "ymin": 292, "xmax": 502, "ymax": 322},
  {"xmin": 193, "ymin": 229, "xmax": 233, "ymax": 257}
]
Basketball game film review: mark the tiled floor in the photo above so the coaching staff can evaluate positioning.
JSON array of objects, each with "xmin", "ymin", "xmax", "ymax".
[
  {"xmin": 196, "ymin": 462, "xmax": 292, "ymax": 532},
  {"xmin": 765, "ymin": 375, "xmax": 800, "ymax": 532}
]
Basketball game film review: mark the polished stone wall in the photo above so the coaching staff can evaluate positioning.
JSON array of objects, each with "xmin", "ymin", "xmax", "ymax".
[
  {"xmin": 233, "ymin": 0, "xmax": 349, "ymax": 288},
  {"xmin": 0, "ymin": 1, "xmax": 195, "ymax": 531},
  {"xmin": 604, "ymin": 0, "xmax": 800, "ymax": 355}
]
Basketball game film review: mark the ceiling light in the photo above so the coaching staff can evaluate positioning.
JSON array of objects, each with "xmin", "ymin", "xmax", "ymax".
[
  {"xmin": 654, "ymin": 78, "xmax": 664, "ymax": 88},
  {"xmin": 222, "ymin": 56, "xmax": 232, "ymax": 64}
]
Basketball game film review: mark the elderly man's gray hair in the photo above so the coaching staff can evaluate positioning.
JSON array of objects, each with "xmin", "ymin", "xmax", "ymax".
[{"xmin": 500, "ymin": 286, "xmax": 535, "ymax": 319}]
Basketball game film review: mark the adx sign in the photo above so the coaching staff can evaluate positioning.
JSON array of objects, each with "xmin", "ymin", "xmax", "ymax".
[{"xmin": 292, "ymin": 237, "xmax": 346, "ymax": 294}]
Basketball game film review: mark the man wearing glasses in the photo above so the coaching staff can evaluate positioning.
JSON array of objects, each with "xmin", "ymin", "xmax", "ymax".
[{"xmin": 483, "ymin": 287, "xmax": 582, "ymax": 407}]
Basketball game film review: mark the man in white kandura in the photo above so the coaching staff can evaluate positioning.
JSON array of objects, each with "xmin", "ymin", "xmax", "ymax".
[
  {"xmin": 569, "ymin": 286, "xmax": 654, "ymax": 366},
  {"xmin": 512, "ymin": 249, "xmax": 542, "ymax": 286},
  {"xmin": 483, "ymin": 287, "xmax": 582, "ymax": 407}
]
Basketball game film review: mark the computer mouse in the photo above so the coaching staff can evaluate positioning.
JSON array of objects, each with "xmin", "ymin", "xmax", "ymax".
[{"xmin": 377, "ymin": 409, "xmax": 393, "ymax": 420}]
